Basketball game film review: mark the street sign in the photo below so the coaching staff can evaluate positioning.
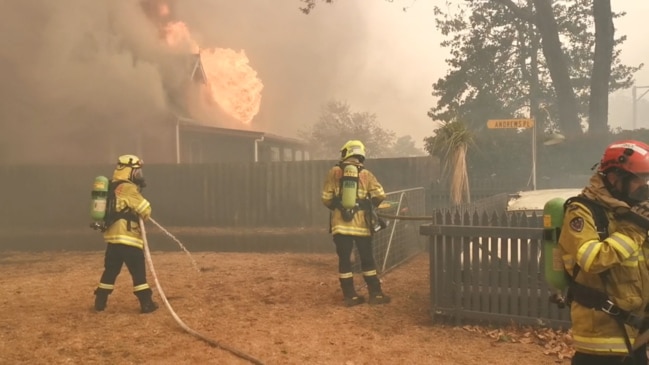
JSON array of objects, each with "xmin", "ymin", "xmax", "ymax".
[{"xmin": 487, "ymin": 118, "xmax": 535, "ymax": 129}]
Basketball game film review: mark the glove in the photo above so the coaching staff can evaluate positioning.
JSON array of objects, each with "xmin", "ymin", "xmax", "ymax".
[{"xmin": 617, "ymin": 201, "xmax": 649, "ymax": 231}]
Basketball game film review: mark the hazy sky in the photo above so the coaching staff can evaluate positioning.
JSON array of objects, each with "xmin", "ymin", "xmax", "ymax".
[{"xmin": 191, "ymin": 0, "xmax": 649, "ymax": 145}]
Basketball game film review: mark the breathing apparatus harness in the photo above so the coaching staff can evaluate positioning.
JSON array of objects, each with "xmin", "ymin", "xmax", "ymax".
[
  {"xmin": 556, "ymin": 196, "xmax": 649, "ymax": 356},
  {"xmin": 90, "ymin": 180, "xmax": 139, "ymax": 232},
  {"xmin": 332, "ymin": 162, "xmax": 386, "ymax": 233},
  {"xmin": 106, "ymin": 180, "xmax": 139, "ymax": 231},
  {"xmin": 335, "ymin": 162, "xmax": 364, "ymax": 220}
]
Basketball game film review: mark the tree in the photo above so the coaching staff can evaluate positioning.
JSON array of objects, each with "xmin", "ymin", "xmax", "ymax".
[
  {"xmin": 387, "ymin": 135, "xmax": 426, "ymax": 157},
  {"xmin": 424, "ymin": 120, "xmax": 473, "ymax": 206},
  {"xmin": 299, "ymin": 100, "xmax": 396, "ymax": 160},
  {"xmin": 588, "ymin": 0, "xmax": 614, "ymax": 136},
  {"xmin": 431, "ymin": 0, "xmax": 641, "ymax": 138}
]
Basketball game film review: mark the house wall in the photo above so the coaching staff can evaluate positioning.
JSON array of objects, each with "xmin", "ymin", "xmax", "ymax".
[
  {"xmin": 179, "ymin": 128, "xmax": 310, "ymax": 163},
  {"xmin": 258, "ymin": 142, "xmax": 311, "ymax": 162}
]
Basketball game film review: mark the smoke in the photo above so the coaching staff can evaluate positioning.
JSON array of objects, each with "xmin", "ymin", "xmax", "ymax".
[
  {"xmin": 168, "ymin": 0, "xmax": 366, "ymax": 136},
  {"xmin": 0, "ymin": 0, "xmax": 365, "ymax": 164},
  {"xmin": 0, "ymin": 1, "xmax": 173, "ymax": 163}
]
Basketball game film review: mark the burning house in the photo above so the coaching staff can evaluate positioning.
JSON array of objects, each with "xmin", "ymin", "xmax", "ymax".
[
  {"xmin": 127, "ymin": 2, "xmax": 310, "ymax": 164},
  {"xmin": 0, "ymin": 0, "xmax": 309, "ymax": 165}
]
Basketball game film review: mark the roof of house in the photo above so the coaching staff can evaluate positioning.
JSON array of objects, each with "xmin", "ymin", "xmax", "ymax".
[
  {"xmin": 176, "ymin": 117, "xmax": 308, "ymax": 146},
  {"xmin": 190, "ymin": 53, "xmax": 207, "ymax": 84},
  {"xmin": 165, "ymin": 53, "xmax": 306, "ymax": 147}
]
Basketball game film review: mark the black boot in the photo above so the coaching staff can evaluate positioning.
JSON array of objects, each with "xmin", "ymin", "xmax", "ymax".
[
  {"xmin": 135, "ymin": 289, "xmax": 159, "ymax": 314},
  {"xmin": 364, "ymin": 275, "xmax": 391, "ymax": 305},
  {"xmin": 339, "ymin": 277, "xmax": 365, "ymax": 307},
  {"xmin": 94, "ymin": 288, "xmax": 111, "ymax": 311}
]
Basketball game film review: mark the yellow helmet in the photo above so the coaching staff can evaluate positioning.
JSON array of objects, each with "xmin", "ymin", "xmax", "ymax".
[
  {"xmin": 117, "ymin": 154, "xmax": 143, "ymax": 169},
  {"xmin": 113, "ymin": 154, "xmax": 146, "ymax": 187},
  {"xmin": 340, "ymin": 140, "xmax": 366, "ymax": 161}
]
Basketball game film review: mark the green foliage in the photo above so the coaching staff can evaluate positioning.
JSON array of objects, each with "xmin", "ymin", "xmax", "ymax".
[
  {"xmin": 427, "ymin": 0, "xmax": 644, "ymax": 181},
  {"xmin": 429, "ymin": 0, "xmax": 641, "ymax": 133},
  {"xmin": 424, "ymin": 120, "xmax": 473, "ymax": 204},
  {"xmin": 424, "ymin": 120, "xmax": 473, "ymax": 159},
  {"xmin": 299, "ymin": 100, "xmax": 396, "ymax": 160}
]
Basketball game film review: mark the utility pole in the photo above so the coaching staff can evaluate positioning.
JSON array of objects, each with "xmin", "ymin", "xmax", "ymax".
[{"xmin": 633, "ymin": 85, "xmax": 649, "ymax": 129}]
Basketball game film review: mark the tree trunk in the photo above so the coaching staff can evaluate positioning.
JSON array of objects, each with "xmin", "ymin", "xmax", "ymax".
[
  {"xmin": 531, "ymin": 0, "xmax": 581, "ymax": 137},
  {"xmin": 588, "ymin": 0, "xmax": 614, "ymax": 136}
]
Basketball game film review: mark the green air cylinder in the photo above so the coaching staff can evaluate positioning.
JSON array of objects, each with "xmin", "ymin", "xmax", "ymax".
[
  {"xmin": 543, "ymin": 197, "xmax": 569, "ymax": 290},
  {"xmin": 340, "ymin": 164, "xmax": 359, "ymax": 210},
  {"xmin": 90, "ymin": 176, "xmax": 109, "ymax": 221}
]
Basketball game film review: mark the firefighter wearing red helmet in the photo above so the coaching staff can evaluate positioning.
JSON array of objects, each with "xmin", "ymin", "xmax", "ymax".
[
  {"xmin": 559, "ymin": 140, "xmax": 649, "ymax": 364},
  {"xmin": 321, "ymin": 140, "xmax": 390, "ymax": 307},
  {"xmin": 93, "ymin": 155, "xmax": 158, "ymax": 314}
]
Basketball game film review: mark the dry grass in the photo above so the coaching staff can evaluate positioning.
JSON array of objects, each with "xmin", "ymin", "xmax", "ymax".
[{"xmin": 0, "ymin": 250, "xmax": 568, "ymax": 365}]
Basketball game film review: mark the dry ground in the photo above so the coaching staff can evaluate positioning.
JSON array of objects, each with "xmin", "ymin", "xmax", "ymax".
[{"xmin": 0, "ymin": 250, "xmax": 570, "ymax": 365}]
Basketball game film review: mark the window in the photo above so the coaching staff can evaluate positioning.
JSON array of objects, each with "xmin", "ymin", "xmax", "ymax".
[
  {"xmin": 295, "ymin": 150, "xmax": 303, "ymax": 161},
  {"xmin": 270, "ymin": 147, "xmax": 280, "ymax": 162},
  {"xmin": 283, "ymin": 148, "xmax": 293, "ymax": 161}
]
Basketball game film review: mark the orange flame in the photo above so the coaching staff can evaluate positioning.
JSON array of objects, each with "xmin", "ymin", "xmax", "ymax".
[
  {"xmin": 150, "ymin": 1, "xmax": 263, "ymax": 125},
  {"xmin": 164, "ymin": 21, "xmax": 199, "ymax": 53},
  {"xmin": 201, "ymin": 49, "xmax": 263, "ymax": 124}
]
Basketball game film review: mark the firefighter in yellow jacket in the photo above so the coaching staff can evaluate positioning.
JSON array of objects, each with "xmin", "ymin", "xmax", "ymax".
[
  {"xmin": 94, "ymin": 155, "xmax": 158, "ymax": 313},
  {"xmin": 559, "ymin": 140, "xmax": 649, "ymax": 364},
  {"xmin": 321, "ymin": 140, "xmax": 390, "ymax": 307}
]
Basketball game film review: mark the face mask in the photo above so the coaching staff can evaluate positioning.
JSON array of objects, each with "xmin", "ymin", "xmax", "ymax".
[
  {"xmin": 628, "ymin": 183, "xmax": 649, "ymax": 204},
  {"xmin": 131, "ymin": 168, "xmax": 146, "ymax": 188}
]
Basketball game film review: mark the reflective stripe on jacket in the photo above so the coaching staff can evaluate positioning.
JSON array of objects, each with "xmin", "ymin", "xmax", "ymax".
[
  {"xmin": 558, "ymin": 173, "xmax": 649, "ymax": 355},
  {"xmin": 321, "ymin": 159, "xmax": 385, "ymax": 237},
  {"xmin": 103, "ymin": 180, "xmax": 151, "ymax": 249}
]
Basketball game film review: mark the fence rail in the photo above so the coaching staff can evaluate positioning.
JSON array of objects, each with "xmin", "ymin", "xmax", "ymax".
[{"xmin": 0, "ymin": 157, "xmax": 438, "ymax": 233}]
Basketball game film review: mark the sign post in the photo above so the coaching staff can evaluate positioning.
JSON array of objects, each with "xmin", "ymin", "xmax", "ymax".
[{"xmin": 487, "ymin": 118, "xmax": 536, "ymax": 190}]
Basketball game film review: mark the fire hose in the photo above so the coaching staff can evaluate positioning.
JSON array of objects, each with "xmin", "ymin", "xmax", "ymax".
[
  {"xmin": 376, "ymin": 212, "xmax": 433, "ymax": 221},
  {"xmin": 140, "ymin": 217, "xmax": 265, "ymax": 365}
]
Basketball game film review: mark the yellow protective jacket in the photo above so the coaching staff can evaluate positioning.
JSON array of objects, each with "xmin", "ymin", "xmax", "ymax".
[
  {"xmin": 103, "ymin": 180, "xmax": 152, "ymax": 249},
  {"xmin": 321, "ymin": 158, "xmax": 386, "ymax": 237},
  {"xmin": 558, "ymin": 173, "xmax": 649, "ymax": 355}
]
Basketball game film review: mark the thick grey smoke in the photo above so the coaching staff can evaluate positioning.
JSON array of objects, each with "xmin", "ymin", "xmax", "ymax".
[
  {"xmin": 0, "ymin": 0, "xmax": 364, "ymax": 164},
  {"xmin": 0, "ymin": 1, "xmax": 177, "ymax": 164}
]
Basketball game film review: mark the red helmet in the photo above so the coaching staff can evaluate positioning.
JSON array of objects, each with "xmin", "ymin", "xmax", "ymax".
[{"xmin": 598, "ymin": 140, "xmax": 649, "ymax": 178}]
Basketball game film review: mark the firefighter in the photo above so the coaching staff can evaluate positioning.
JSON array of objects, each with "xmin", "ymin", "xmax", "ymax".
[
  {"xmin": 321, "ymin": 140, "xmax": 390, "ymax": 307},
  {"xmin": 94, "ymin": 155, "xmax": 158, "ymax": 314},
  {"xmin": 558, "ymin": 140, "xmax": 649, "ymax": 364}
]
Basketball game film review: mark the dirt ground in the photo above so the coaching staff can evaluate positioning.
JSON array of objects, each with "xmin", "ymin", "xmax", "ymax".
[{"xmin": 0, "ymin": 250, "xmax": 571, "ymax": 365}]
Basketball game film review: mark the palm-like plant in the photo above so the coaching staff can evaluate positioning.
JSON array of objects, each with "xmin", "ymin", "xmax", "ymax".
[{"xmin": 424, "ymin": 120, "xmax": 474, "ymax": 206}]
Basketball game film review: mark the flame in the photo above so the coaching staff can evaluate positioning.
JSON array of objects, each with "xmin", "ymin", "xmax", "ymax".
[
  {"xmin": 164, "ymin": 21, "xmax": 198, "ymax": 53},
  {"xmin": 201, "ymin": 49, "xmax": 263, "ymax": 124},
  {"xmin": 145, "ymin": 0, "xmax": 263, "ymax": 125}
]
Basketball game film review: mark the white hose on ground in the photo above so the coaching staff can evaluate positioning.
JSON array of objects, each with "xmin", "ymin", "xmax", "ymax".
[{"xmin": 140, "ymin": 218, "xmax": 265, "ymax": 365}]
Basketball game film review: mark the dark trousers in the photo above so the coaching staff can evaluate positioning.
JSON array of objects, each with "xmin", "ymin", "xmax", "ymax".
[
  {"xmin": 572, "ymin": 345, "xmax": 648, "ymax": 365},
  {"xmin": 99, "ymin": 244, "xmax": 148, "ymax": 291},
  {"xmin": 333, "ymin": 234, "xmax": 376, "ymax": 274}
]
